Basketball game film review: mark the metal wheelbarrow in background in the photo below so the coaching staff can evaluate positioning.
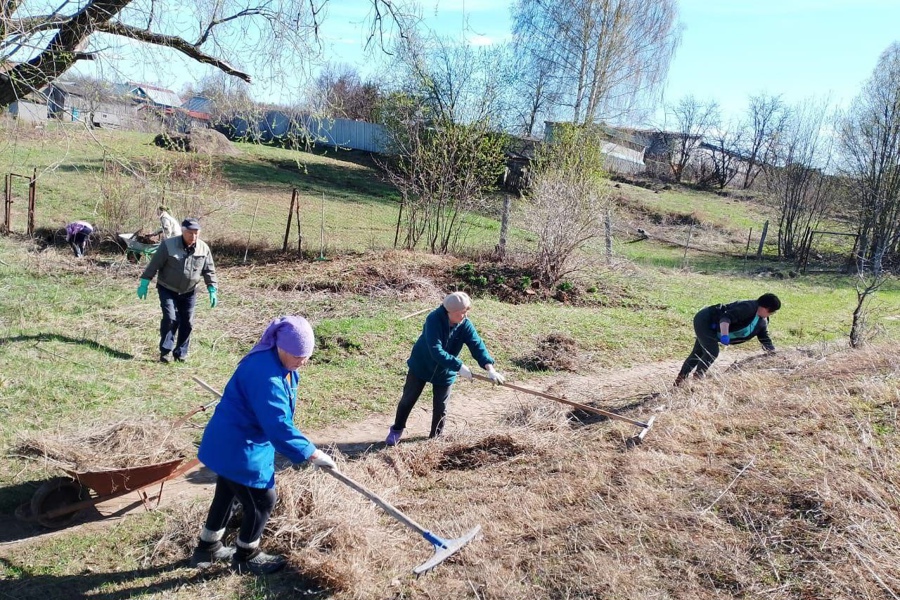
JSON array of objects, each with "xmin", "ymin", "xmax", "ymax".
[{"xmin": 117, "ymin": 230, "xmax": 160, "ymax": 263}]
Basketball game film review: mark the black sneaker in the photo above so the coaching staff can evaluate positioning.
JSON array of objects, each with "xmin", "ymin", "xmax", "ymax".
[
  {"xmin": 174, "ymin": 355, "xmax": 186, "ymax": 363},
  {"xmin": 160, "ymin": 354, "xmax": 172, "ymax": 364},
  {"xmin": 190, "ymin": 541, "xmax": 235, "ymax": 568},
  {"xmin": 232, "ymin": 550, "xmax": 287, "ymax": 575}
]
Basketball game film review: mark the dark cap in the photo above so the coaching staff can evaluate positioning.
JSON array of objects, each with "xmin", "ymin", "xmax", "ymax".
[{"xmin": 181, "ymin": 218, "xmax": 201, "ymax": 231}]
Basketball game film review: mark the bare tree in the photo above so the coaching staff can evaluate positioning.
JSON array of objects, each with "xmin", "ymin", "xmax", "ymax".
[
  {"xmin": 665, "ymin": 95, "xmax": 719, "ymax": 183},
  {"xmin": 510, "ymin": 51, "xmax": 560, "ymax": 137},
  {"xmin": 738, "ymin": 93, "xmax": 789, "ymax": 189},
  {"xmin": 765, "ymin": 99, "xmax": 836, "ymax": 260},
  {"xmin": 521, "ymin": 123, "xmax": 609, "ymax": 285},
  {"xmin": 840, "ymin": 42, "xmax": 900, "ymax": 273},
  {"xmin": 511, "ymin": 0, "xmax": 680, "ymax": 125},
  {"xmin": 308, "ymin": 63, "xmax": 383, "ymax": 122},
  {"xmin": 697, "ymin": 126, "xmax": 743, "ymax": 189},
  {"xmin": 380, "ymin": 35, "xmax": 508, "ymax": 254},
  {"xmin": 0, "ymin": 0, "xmax": 410, "ymax": 110}
]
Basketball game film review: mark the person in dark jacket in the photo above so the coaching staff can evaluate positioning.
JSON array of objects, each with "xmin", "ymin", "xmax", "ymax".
[
  {"xmin": 385, "ymin": 292, "xmax": 506, "ymax": 446},
  {"xmin": 675, "ymin": 293, "xmax": 781, "ymax": 385},
  {"xmin": 65, "ymin": 220, "xmax": 93, "ymax": 257},
  {"xmin": 136, "ymin": 218, "xmax": 217, "ymax": 363},
  {"xmin": 191, "ymin": 316, "xmax": 336, "ymax": 575}
]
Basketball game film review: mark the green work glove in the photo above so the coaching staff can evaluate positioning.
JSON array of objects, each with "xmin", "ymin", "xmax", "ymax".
[
  {"xmin": 208, "ymin": 286, "xmax": 218, "ymax": 309},
  {"xmin": 137, "ymin": 278, "xmax": 150, "ymax": 300}
]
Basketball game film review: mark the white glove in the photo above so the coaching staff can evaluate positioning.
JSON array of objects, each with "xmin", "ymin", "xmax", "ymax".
[
  {"xmin": 486, "ymin": 366, "xmax": 505, "ymax": 385},
  {"xmin": 308, "ymin": 449, "xmax": 336, "ymax": 469},
  {"xmin": 457, "ymin": 364, "xmax": 473, "ymax": 381}
]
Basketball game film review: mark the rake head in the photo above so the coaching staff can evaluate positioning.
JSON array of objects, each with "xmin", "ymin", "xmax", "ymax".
[{"xmin": 413, "ymin": 525, "xmax": 482, "ymax": 575}]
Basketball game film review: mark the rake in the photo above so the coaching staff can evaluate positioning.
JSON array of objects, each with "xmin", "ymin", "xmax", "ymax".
[
  {"xmin": 472, "ymin": 373, "xmax": 656, "ymax": 444},
  {"xmin": 191, "ymin": 375, "xmax": 481, "ymax": 575}
]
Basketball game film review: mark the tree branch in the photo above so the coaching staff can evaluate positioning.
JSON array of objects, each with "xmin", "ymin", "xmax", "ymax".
[
  {"xmin": 196, "ymin": 6, "xmax": 272, "ymax": 48},
  {"xmin": 96, "ymin": 21, "xmax": 251, "ymax": 82}
]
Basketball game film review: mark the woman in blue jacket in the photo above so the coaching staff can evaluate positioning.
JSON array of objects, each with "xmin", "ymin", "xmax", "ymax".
[
  {"xmin": 675, "ymin": 293, "xmax": 781, "ymax": 385},
  {"xmin": 190, "ymin": 316, "xmax": 336, "ymax": 575},
  {"xmin": 385, "ymin": 292, "xmax": 506, "ymax": 446}
]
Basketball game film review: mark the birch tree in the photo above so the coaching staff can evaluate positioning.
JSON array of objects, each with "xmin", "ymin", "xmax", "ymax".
[
  {"xmin": 511, "ymin": 0, "xmax": 680, "ymax": 125},
  {"xmin": 840, "ymin": 42, "xmax": 900, "ymax": 272}
]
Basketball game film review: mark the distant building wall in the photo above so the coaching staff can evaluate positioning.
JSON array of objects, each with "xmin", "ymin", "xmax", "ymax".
[
  {"xmin": 9, "ymin": 101, "xmax": 46, "ymax": 123},
  {"xmin": 304, "ymin": 116, "xmax": 388, "ymax": 153}
]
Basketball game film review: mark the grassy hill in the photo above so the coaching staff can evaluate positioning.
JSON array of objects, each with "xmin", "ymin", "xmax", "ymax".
[{"xmin": 0, "ymin": 122, "xmax": 898, "ymax": 598}]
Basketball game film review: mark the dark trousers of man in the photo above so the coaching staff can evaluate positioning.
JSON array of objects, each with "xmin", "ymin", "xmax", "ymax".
[
  {"xmin": 204, "ymin": 475, "xmax": 276, "ymax": 547},
  {"xmin": 391, "ymin": 372, "xmax": 453, "ymax": 438},
  {"xmin": 157, "ymin": 285, "xmax": 196, "ymax": 359},
  {"xmin": 69, "ymin": 231, "xmax": 89, "ymax": 257},
  {"xmin": 678, "ymin": 305, "xmax": 721, "ymax": 378}
]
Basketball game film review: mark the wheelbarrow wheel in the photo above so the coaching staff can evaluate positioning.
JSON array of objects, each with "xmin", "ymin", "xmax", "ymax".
[
  {"xmin": 31, "ymin": 477, "xmax": 85, "ymax": 529},
  {"xmin": 126, "ymin": 251, "xmax": 139, "ymax": 264}
]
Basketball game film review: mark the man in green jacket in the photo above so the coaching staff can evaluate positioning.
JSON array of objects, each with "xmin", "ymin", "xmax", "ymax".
[
  {"xmin": 675, "ymin": 293, "xmax": 781, "ymax": 385},
  {"xmin": 137, "ymin": 218, "xmax": 218, "ymax": 363}
]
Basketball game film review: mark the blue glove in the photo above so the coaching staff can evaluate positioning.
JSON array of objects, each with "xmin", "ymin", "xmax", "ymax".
[
  {"xmin": 719, "ymin": 334, "xmax": 730, "ymax": 345},
  {"xmin": 137, "ymin": 278, "xmax": 150, "ymax": 300},
  {"xmin": 208, "ymin": 286, "xmax": 218, "ymax": 308}
]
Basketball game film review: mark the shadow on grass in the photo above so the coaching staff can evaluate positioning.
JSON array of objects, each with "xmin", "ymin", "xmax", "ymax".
[
  {"xmin": 0, "ymin": 556, "xmax": 335, "ymax": 599},
  {"xmin": 0, "ymin": 333, "xmax": 133, "ymax": 360},
  {"xmin": 320, "ymin": 434, "xmax": 431, "ymax": 460},
  {"xmin": 566, "ymin": 392, "xmax": 660, "ymax": 428},
  {"xmin": 219, "ymin": 151, "xmax": 399, "ymax": 204}
]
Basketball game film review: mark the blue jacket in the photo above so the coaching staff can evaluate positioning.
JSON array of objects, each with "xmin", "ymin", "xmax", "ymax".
[
  {"xmin": 407, "ymin": 306, "xmax": 495, "ymax": 385},
  {"xmin": 198, "ymin": 348, "xmax": 317, "ymax": 488}
]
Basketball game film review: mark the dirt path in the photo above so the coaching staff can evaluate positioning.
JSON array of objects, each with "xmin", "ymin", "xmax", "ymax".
[{"xmin": 0, "ymin": 355, "xmax": 736, "ymax": 553}]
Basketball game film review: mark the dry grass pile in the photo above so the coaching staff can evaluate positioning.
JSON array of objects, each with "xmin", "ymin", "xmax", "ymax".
[
  {"xmin": 520, "ymin": 332, "xmax": 581, "ymax": 372},
  {"xmin": 151, "ymin": 342, "xmax": 899, "ymax": 599},
  {"xmin": 10, "ymin": 418, "xmax": 195, "ymax": 471},
  {"xmin": 153, "ymin": 130, "xmax": 239, "ymax": 156},
  {"xmin": 240, "ymin": 249, "xmax": 451, "ymax": 301}
]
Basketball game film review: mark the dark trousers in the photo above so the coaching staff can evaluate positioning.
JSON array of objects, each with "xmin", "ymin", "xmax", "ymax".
[
  {"xmin": 69, "ymin": 231, "xmax": 89, "ymax": 257},
  {"xmin": 157, "ymin": 285, "xmax": 196, "ymax": 358},
  {"xmin": 678, "ymin": 306, "xmax": 720, "ymax": 377},
  {"xmin": 391, "ymin": 371, "xmax": 453, "ymax": 438},
  {"xmin": 204, "ymin": 475, "xmax": 277, "ymax": 546}
]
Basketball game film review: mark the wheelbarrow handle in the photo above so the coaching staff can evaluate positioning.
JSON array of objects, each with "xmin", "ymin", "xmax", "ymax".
[
  {"xmin": 172, "ymin": 376, "xmax": 223, "ymax": 427},
  {"xmin": 471, "ymin": 373, "xmax": 649, "ymax": 428}
]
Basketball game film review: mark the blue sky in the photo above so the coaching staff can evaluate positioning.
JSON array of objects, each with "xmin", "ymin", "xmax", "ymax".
[{"xmin": 80, "ymin": 0, "xmax": 899, "ymax": 126}]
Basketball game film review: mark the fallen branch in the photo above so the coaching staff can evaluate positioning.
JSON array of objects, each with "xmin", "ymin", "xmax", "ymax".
[{"xmin": 699, "ymin": 456, "xmax": 755, "ymax": 514}]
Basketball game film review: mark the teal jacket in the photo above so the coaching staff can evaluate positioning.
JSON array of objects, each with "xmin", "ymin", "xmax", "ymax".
[
  {"xmin": 710, "ymin": 300, "xmax": 774, "ymax": 351},
  {"xmin": 198, "ymin": 348, "xmax": 317, "ymax": 488},
  {"xmin": 407, "ymin": 306, "xmax": 495, "ymax": 385}
]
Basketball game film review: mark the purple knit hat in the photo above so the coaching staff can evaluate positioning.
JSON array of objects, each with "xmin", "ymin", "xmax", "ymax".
[{"xmin": 244, "ymin": 316, "xmax": 315, "ymax": 361}]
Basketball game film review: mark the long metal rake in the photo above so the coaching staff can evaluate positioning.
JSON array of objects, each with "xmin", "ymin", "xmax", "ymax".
[
  {"xmin": 192, "ymin": 375, "xmax": 481, "ymax": 574},
  {"xmin": 472, "ymin": 373, "xmax": 656, "ymax": 443}
]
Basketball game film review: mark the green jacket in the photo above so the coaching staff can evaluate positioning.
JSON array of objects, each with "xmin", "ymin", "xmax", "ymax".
[{"xmin": 141, "ymin": 236, "xmax": 217, "ymax": 294}]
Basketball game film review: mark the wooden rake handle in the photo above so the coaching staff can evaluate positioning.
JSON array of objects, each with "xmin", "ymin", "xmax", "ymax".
[{"xmin": 471, "ymin": 373, "xmax": 650, "ymax": 429}]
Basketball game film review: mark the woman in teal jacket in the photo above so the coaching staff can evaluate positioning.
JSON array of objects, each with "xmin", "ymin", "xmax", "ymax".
[
  {"xmin": 191, "ymin": 316, "xmax": 335, "ymax": 575},
  {"xmin": 385, "ymin": 292, "xmax": 506, "ymax": 446}
]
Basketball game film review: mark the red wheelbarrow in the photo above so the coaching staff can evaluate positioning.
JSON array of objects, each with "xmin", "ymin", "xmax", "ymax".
[
  {"xmin": 15, "ymin": 390, "xmax": 220, "ymax": 529},
  {"xmin": 16, "ymin": 456, "xmax": 201, "ymax": 529}
]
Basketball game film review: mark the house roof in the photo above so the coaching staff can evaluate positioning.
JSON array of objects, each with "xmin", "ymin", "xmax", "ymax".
[
  {"xmin": 183, "ymin": 96, "xmax": 213, "ymax": 114},
  {"xmin": 118, "ymin": 82, "xmax": 183, "ymax": 108},
  {"xmin": 48, "ymin": 80, "xmax": 88, "ymax": 97}
]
